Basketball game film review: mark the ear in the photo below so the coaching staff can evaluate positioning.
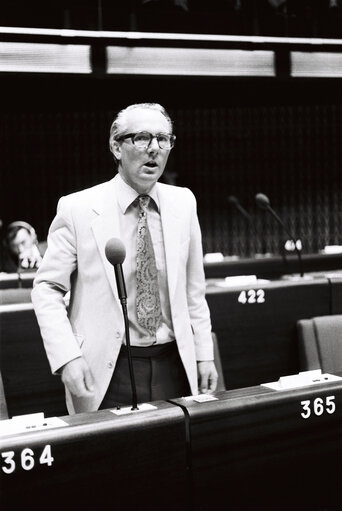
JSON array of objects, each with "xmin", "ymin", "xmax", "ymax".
[{"xmin": 112, "ymin": 139, "xmax": 122, "ymax": 161}]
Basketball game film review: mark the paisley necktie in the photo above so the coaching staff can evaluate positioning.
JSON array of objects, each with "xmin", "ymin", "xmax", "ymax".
[{"xmin": 136, "ymin": 195, "xmax": 162, "ymax": 337}]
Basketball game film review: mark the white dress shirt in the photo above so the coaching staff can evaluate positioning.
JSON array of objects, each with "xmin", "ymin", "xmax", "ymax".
[{"xmin": 115, "ymin": 174, "xmax": 175, "ymax": 346}]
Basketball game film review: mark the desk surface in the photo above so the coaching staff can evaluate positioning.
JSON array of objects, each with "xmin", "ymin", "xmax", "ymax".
[
  {"xmin": 2, "ymin": 378, "xmax": 342, "ymax": 511},
  {"xmin": 204, "ymin": 252, "xmax": 342, "ymax": 279},
  {"xmin": 2, "ymin": 252, "xmax": 342, "ymax": 288}
]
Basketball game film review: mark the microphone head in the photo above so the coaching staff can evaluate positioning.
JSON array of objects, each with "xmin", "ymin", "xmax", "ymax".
[
  {"xmin": 105, "ymin": 238, "xmax": 126, "ymax": 266},
  {"xmin": 255, "ymin": 193, "xmax": 271, "ymax": 210},
  {"xmin": 227, "ymin": 195, "xmax": 240, "ymax": 206}
]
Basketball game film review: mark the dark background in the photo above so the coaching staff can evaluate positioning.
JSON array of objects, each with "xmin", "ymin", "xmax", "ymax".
[{"xmin": 1, "ymin": 0, "xmax": 342, "ymax": 258}]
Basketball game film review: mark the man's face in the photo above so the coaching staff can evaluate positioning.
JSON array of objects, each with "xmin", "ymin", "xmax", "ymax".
[
  {"xmin": 113, "ymin": 108, "xmax": 172, "ymax": 194},
  {"xmin": 8, "ymin": 228, "xmax": 34, "ymax": 256}
]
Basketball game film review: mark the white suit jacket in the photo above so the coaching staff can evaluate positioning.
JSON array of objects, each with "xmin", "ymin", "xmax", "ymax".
[{"xmin": 31, "ymin": 176, "xmax": 213, "ymax": 414}]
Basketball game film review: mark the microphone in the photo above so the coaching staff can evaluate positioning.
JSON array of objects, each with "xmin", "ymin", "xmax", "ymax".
[
  {"xmin": 105, "ymin": 238, "xmax": 127, "ymax": 304},
  {"xmin": 227, "ymin": 195, "xmax": 253, "ymax": 223},
  {"xmin": 255, "ymin": 193, "xmax": 304, "ymax": 277},
  {"xmin": 105, "ymin": 238, "xmax": 138, "ymax": 410}
]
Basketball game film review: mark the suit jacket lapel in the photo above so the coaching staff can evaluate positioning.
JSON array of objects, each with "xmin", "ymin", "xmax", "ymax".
[
  {"xmin": 158, "ymin": 184, "xmax": 182, "ymax": 301},
  {"xmin": 91, "ymin": 179, "xmax": 182, "ymax": 305},
  {"xmin": 91, "ymin": 178, "xmax": 121, "ymax": 301}
]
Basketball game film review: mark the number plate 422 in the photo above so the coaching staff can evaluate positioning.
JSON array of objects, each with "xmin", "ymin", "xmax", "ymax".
[{"xmin": 238, "ymin": 289, "xmax": 265, "ymax": 304}]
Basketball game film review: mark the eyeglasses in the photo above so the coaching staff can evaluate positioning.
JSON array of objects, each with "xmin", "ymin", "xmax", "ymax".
[{"xmin": 117, "ymin": 132, "xmax": 176, "ymax": 150}]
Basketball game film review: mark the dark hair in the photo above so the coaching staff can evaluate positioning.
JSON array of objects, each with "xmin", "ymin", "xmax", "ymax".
[{"xmin": 6, "ymin": 221, "xmax": 36, "ymax": 244}]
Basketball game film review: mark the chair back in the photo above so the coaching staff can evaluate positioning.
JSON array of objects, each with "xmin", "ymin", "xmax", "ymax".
[{"xmin": 297, "ymin": 314, "xmax": 342, "ymax": 373}]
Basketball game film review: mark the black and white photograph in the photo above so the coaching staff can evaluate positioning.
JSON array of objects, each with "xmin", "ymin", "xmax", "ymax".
[{"xmin": 1, "ymin": 2, "xmax": 342, "ymax": 510}]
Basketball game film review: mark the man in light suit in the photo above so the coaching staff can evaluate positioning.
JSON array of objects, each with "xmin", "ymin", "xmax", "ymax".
[{"xmin": 32, "ymin": 103, "xmax": 217, "ymax": 414}]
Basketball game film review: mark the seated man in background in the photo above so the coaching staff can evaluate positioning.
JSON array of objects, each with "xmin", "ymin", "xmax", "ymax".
[{"xmin": 0, "ymin": 221, "xmax": 44, "ymax": 273}]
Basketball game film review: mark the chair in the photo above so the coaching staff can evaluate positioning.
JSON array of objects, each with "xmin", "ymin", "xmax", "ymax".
[
  {"xmin": 212, "ymin": 332, "xmax": 226, "ymax": 391},
  {"xmin": 0, "ymin": 371, "xmax": 9, "ymax": 419},
  {"xmin": 296, "ymin": 314, "xmax": 342, "ymax": 373}
]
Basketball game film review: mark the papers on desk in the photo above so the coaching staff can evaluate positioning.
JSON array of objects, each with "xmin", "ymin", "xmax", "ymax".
[
  {"xmin": 261, "ymin": 370, "xmax": 342, "ymax": 391},
  {"xmin": 183, "ymin": 394, "xmax": 218, "ymax": 403},
  {"xmin": 321, "ymin": 245, "xmax": 342, "ymax": 254},
  {"xmin": 203, "ymin": 252, "xmax": 224, "ymax": 263},
  {"xmin": 214, "ymin": 275, "xmax": 270, "ymax": 288},
  {"xmin": 0, "ymin": 412, "xmax": 68, "ymax": 437}
]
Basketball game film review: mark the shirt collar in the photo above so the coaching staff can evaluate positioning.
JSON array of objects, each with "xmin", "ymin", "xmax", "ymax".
[{"xmin": 115, "ymin": 173, "xmax": 160, "ymax": 213}]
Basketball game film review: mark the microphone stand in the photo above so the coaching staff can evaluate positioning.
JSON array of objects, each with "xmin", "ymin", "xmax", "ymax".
[
  {"xmin": 114, "ymin": 263, "xmax": 138, "ymax": 411},
  {"xmin": 105, "ymin": 238, "xmax": 139, "ymax": 410},
  {"xmin": 227, "ymin": 196, "xmax": 255, "ymax": 257},
  {"xmin": 266, "ymin": 206, "xmax": 304, "ymax": 278},
  {"xmin": 120, "ymin": 297, "xmax": 138, "ymax": 411}
]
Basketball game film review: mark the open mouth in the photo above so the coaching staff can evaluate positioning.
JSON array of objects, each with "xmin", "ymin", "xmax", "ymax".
[{"xmin": 144, "ymin": 161, "xmax": 158, "ymax": 168}]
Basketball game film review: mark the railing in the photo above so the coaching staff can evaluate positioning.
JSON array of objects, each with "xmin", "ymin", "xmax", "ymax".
[{"xmin": 1, "ymin": 26, "xmax": 342, "ymax": 77}]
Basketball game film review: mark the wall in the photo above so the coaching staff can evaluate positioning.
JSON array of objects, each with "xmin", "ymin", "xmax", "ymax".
[{"xmin": 1, "ymin": 74, "xmax": 341, "ymax": 256}]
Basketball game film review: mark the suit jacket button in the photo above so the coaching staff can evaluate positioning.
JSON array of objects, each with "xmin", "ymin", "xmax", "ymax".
[
  {"xmin": 107, "ymin": 361, "xmax": 114, "ymax": 369},
  {"xmin": 115, "ymin": 331, "xmax": 121, "ymax": 339}
]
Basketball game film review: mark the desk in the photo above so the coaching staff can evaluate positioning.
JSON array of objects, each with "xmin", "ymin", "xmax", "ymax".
[
  {"xmin": 204, "ymin": 253, "xmax": 342, "ymax": 280},
  {"xmin": 2, "ymin": 379, "xmax": 341, "ymax": 511},
  {"xmin": 170, "ymin": 378, "xmax": 342, "ymax": 510},
  {"xmin": 0, "ymin": 402, "xmax": 188, "ymax": 510},
  {"xmin": 0, "ymin": 304, "xmax": 66, "ymax": 418},
  {"xmin": 206, "ymin": 277, "xmax": 332, "ymax": 390},
  {"xmin": 0, "ymin": 272, "xmax": 35, "ymax": 289},
  {"xmin": 0, "ymin": 277, "xmax": 336, "ymax": 418}
]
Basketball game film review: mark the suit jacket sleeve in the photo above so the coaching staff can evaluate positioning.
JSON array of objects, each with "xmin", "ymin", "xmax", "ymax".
[
  {"xmin": 186, "ymin": 191, "xmax": 214, "ymax": 362},
  {"xmin": 31, "ymin": 196, "xmax": 82, "ymax": 373}
]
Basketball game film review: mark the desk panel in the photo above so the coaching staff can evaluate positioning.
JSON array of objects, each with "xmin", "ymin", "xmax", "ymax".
[
  {"xmin": 171, "ymin": 380, "xmax": 342, "ymax": 510},
  {"xmin": 0, "ymin": 272, "xmax": 35, "ymax": 289},
  {"xmin": 0, "ymin": 402, "xmax": 188, "ymax": 510},
  {"xmin": 206, "ymin": 277, "xmax": 331, "ymax": 390},
  {"xmin": 0, "ymin": 305, "xmax": 66, "ymax": 418},
  {"xmin": 329, "ymin": 276, "xmax": 342, "ymax": 314}
]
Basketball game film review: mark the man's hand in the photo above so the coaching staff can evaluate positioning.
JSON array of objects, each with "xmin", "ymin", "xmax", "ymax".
[
  {"xmin": 61, "ymin": 357, "xmax": 95, "ymax": 398},
  {"xmin": 197, "ymin": 360, "xmax": 218, "ymax": 394},
  {"xmin": 19, "ymin": 246, "xmax": 42, "ymax": 269}
]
